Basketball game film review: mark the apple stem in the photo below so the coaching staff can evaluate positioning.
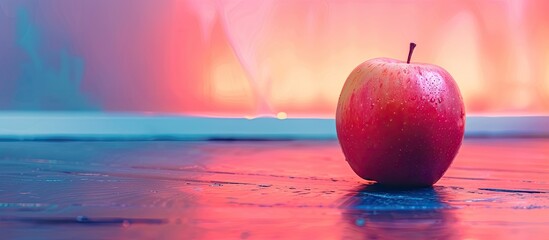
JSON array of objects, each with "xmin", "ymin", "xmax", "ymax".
[{"xmin": 407, "ymin": 42, "xmax": 416, "ymax": 64}]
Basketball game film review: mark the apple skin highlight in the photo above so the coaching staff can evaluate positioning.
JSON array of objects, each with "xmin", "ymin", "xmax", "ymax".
[{"xmin": 336, "ymin": 56, "xmax": 465, "ymax": 187}]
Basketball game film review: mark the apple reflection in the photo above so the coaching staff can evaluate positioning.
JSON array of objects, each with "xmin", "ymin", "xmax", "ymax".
[{"xmin": 340, "ymin": 184, "xmax": 458, "ymax": 239}]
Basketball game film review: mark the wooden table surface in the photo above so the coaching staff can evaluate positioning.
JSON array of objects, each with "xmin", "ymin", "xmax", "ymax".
[{"xmin": 1, "ymin": 139, "xmax": 548, "ymax": 239}]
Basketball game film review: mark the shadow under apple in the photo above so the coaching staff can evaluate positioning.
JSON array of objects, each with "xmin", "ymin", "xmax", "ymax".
[{"xmin": 339, "ymin": 184, "xmax": 458, "ymax": 239}]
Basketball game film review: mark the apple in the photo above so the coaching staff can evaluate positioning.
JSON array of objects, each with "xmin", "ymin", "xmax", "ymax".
[{"xmin": 336, "ymin": 43, "xmax": 465, "ymax": 187}]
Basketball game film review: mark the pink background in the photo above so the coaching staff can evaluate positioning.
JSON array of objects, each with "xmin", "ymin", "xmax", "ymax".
[{"xmin": 1, "ymin": 0, "xmax": 548, "ymax": 117}]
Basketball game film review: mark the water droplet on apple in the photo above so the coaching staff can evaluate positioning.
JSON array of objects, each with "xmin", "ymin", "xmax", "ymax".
[
  {"xmin": 437, "ymin": 97, "xmax": 443, "ymax": 103},
  {"xmin": 370, "ymin": 103, "xmax": 375, "ymax": 109}
]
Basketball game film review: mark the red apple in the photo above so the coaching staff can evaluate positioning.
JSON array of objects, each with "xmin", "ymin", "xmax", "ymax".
[{"xmin": 336, "ymin": 43, "xmax": 465, "ymax": 187}]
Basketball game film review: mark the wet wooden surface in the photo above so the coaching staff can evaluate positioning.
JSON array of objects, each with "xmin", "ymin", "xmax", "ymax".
[{"xmin": 0, "ymin": 139, "xmax": 548, "ymax": 239}]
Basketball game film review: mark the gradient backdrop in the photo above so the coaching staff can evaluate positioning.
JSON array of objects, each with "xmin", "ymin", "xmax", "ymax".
[{"xmin": 1, "ymin": 0, "xmax": 549, "ymax": 117}]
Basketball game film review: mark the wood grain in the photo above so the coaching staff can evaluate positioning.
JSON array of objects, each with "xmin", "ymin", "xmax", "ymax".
[{"xmin": 0, "ymin": 139, "xmax": 547, "ymax": 239}]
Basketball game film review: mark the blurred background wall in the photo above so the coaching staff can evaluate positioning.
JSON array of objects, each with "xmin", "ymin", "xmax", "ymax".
[{"xmin": 1, "ymin": 0, "xmax": 548, "ymax": 118}]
